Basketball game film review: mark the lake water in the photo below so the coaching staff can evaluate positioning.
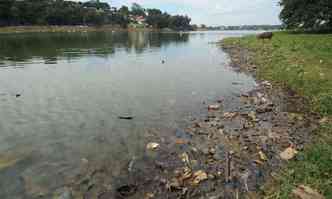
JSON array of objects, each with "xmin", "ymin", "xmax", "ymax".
[{"xmin": 0, "ymin": 31, "xmax": 256, "ymax": 198}]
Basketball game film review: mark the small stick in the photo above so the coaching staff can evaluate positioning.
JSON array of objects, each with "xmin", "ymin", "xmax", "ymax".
[{"xmin": 226, "ymin": 151, "xmax": 232, "ymax": 183}]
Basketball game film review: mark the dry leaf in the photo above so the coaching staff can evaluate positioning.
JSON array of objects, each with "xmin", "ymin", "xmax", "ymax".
[
  {"xmin": 223, "ymin": 112, "xmax": 237, "ymax": 119},
  {"xmin": 144, "ymin": 192, "xmax": 155, "ymax": 199},
  {"xmin": 180, "ymin": 152, "xmax": 190, "ymax": 165},
  {"xmin": 292, "ymin": 185, "xmax": 325, "ymax": 199},
  {"xmin": 182, "ymin": 167, "xmax": 192, "ymax": 180},
  {"xmin": 146, "ymin": 142, "xmax": 160, "ymax": 150},
  {"xmin": 319, "ymin": 117, "xmax": 329, "ymax": 124},
  {"xmin": 259, "ymin": 151, "xmax": 268, "ymax": 161},
  {"xmin": 280, "ymin": 147, "xmax": 298, "ymax": 160},
  {"xmin": 191, "ymin": 170, "xmax": 208, "ymax": 185}
]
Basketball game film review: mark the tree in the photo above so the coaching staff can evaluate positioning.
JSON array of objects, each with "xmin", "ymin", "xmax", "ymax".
[
  {"xmin": 146, "ymin": 9, "xmax": 163, "ymax": 28},
  {"xmin": 168, "ymin": 15, "xmax": 191, "ymax": 30},
  {"xmin": 280, "ymin": 0, "xmax": 332, "ymax": 31},
  {"xmin": 131, "ymin": 3, "xmax": 145, "ymax": 16},
  {"xmin": 119, "ymin": 6, "xmax": 130, "ymax": 17}
]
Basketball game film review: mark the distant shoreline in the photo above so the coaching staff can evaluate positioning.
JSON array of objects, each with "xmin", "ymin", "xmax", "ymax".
[
  {"xmin": 0, "ymin": 25, "xmax": 166, "ymax": 34},
  {"xmin": 0, "ymin": 26, "xmax": 279, "ymax": 34}
]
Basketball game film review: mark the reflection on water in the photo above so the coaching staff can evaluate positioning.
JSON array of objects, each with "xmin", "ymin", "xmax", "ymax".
[
  {"xmin": 0, "ymin": 32, "xmax": 189, "ymax": 66},
  {"xmin": 0, "ymin": 31, "xmax": 256, "ymax": 198}
]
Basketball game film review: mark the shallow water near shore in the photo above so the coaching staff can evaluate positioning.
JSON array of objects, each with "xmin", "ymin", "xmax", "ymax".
[{"xmin": 0, "ymin": 31, "xmax": 257, "ymax": 198}]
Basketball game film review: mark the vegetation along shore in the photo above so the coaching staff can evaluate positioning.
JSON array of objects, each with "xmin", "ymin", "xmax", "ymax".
[{"xmin": 0, "ymin": 0, "xmax": 193, "ymax": 31}]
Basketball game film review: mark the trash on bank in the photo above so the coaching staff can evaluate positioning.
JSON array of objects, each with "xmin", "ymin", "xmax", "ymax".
[
  {"xmin": 208, "ymin": 104, "xmax": 221, "ymax": 111},
  {"xmin": 280, "ymin": 147, "xmax": 298, "ymax": 160},
  {"xmin": 180, "ymin": 152, "xmax": 190, "ymax": 165},
  {"xmin": 292, "ymin": 185, "xmax": 325, "ymax": 199},
  {"xmin": 223, "ymin": 112, "xmax": 237, "ymax": 118},
  {"xmin": 144, "ymin": 192, "xmax": 155, "ymax": 199},
  {"xmin": 146, "ymin": 142, "xmax": 160, "ymax": 150},
  {"xmin": 259, "ymin": 151, "xmax": 268, "ymax": 161},
  {"xmin": 191, "ymin": 170, "xmax": 208, "ymax": 185}
]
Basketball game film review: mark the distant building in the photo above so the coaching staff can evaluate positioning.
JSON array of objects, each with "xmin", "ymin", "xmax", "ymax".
[{"xmin": 129, "ymin": 15, "xmax": 147, "ymax": 28}]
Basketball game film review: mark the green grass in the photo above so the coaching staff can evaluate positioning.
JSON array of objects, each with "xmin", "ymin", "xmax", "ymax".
[
  {"xmin": 223, "ymin": 32, "xmax": 332, "ymax": 198},
  {"xmin": 223, "ymin": 32, "xmax": 332, "ymax": 115}
]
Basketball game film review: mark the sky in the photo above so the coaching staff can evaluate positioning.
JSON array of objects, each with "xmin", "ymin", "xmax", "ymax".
[{"xmin": 100, "ymin": 0, "xmax": 282, "ymax": 26}]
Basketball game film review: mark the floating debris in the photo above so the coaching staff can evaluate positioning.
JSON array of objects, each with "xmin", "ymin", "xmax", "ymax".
[{"xmin": 118, "ymin": 116, "xmax": 134, "ymax": 120}]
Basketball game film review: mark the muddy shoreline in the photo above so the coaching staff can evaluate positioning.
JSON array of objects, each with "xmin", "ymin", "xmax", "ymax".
[{"xmin": 44, "ymin": 40, "xmax": 320, "ymax": 199}]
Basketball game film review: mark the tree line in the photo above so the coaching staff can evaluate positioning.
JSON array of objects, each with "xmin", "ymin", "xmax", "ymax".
[
  {"xmin": 280, "ymin": 0, "xmax": 331, "ymax": 32},
  {"xmin": 0, "ymin": 0, "xmax": 192, "ymax": 30}
]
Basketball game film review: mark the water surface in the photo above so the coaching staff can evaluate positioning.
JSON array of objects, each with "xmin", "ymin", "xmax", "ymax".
[{"xmin": 0, "ymin": 31, "xmax": 256, "ymax": 198}]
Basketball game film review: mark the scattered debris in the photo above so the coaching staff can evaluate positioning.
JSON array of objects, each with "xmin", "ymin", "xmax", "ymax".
[
  {"xmin": 116, "ymin": 184, "xmax": 138, "ymax": 197},
  {"xmin": 292, "ymin": 185, "xmax": 325, "ymax": 199},
  {"xmin": 280, "ymin": 147, "xmax": 298, "ymax": 160},
  {"xmin": 259, "ymin": 151, "xmax": 268, "ymax": 161},
  {"xmin": 223, "ymin": 112, "xmax": 237, "ymax": 118},
  {"xmin": 208, "ymin": 104, "xmax": 221, "ymax": 111},
  {"xmin": 61, "ymin": 38, "xmax": 319, "ymax": 199},
  {"xmin": 146, "ymin": 142, "xmax": 160, "ymax": 150},
  {"xmin": 175, "ymin": 139, "xmax": 187, "ymax": 145},
  {"xmin": 144, "ymin": 192, "xmax": 155, "ymax": 199},
  {"xmin": 319, "ymin": 117, "xmax": 329, "ymax": 124},
  {"xmin": 180, "ymin": 152, "xmax": 190, "ymax": 165},
  {"xmin": 191, "ymin": 170, "xmax": 208, "ymax": 185},
  {"xmin": 261, "ymin": 80, "xmax": 272, "ymax": 88}
]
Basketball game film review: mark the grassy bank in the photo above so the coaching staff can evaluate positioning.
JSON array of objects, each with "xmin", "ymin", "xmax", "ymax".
[{"xmin": 223, "ymin": 32, "xmax": 332, "ymax": 198}]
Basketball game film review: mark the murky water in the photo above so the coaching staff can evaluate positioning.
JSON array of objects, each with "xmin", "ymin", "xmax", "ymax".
[{"xmin": 0, "ymin": 31, "xmax": 256, "ymax": 198}]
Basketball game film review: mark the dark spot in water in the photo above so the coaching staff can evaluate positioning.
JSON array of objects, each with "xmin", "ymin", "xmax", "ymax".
[{"xmin": 118, "ymin": 116, "xmax": 134, "ymax": 120}]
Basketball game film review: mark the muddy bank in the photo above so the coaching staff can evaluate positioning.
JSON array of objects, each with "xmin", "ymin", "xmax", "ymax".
[{"xmin": 30, "ymin": 41, "xmax": 321, "ymax": 199}]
